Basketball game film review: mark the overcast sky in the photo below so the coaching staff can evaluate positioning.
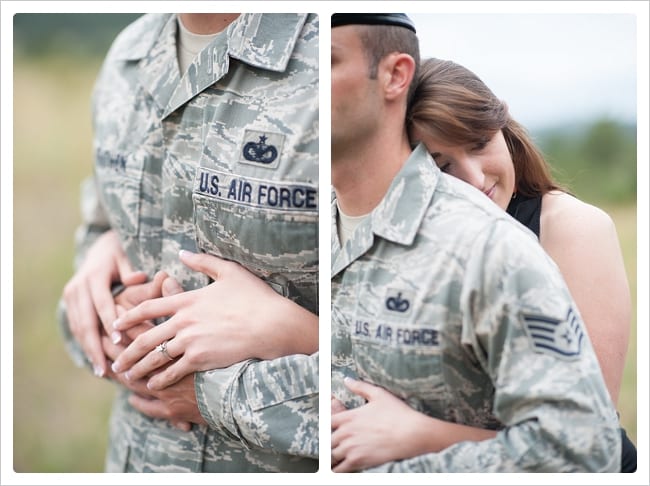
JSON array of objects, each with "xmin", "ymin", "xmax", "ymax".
[{"xmin": 409, "ymin": 13, "xmax": 638, "ymax": 131}]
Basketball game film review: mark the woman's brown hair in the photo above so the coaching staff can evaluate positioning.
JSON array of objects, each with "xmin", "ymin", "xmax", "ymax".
[{"xmin": 407, "ymin": 58, "xmax": 563, "ymax": 197}]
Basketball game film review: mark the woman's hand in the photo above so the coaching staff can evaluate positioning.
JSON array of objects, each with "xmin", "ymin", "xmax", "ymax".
[
  {"xmin": 111, "ymin": 250, "xmax": 318, "ymax": 390},
  {"xmin": 102, "ymin": 328, "xmax": 202, "ymax": 432},
  {"xmin": 62, "ymin": 230, "xmax": 147, "ymax": 377},
  {"xmin": 102, "ymin": 271, "xmax": 197, "ymax": 432},
  {"xmin": 331, "ymin": 378, "xmax": 430, "ymax": 472},
  {"xmin": 331, "ymin": 378, "xmax": 497, "ymax": 472}
]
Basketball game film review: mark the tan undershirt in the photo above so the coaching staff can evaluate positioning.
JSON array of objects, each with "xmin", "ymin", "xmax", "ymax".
[
  {"xmin": 337, "ymin": 202, "xmax": 369, "ymax": 246},
  {"xmin": 176, "ymin": 15, "xmax": 220, "ymax": 74}
]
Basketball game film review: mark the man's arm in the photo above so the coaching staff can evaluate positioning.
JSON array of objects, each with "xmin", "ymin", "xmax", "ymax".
[
  {"xmin": 58, "ymin": 175, "xmax": 112, "ymax": 371},
  {"xmin": 365, "ymin": 221, "xmax": 620, "ymax": 472},
  {"xmin": 195, "ymin": 352, "xmax": 318, "ymax": 458},
  {"xmin": 58, "ymin": 175, "xmax": 148, "ymax": 375}
]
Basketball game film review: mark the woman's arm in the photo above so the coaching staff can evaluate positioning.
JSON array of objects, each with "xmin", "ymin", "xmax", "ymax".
[
  {"xmin": 331, "ymin": 378, "xmax": 496, "ymax": 472},
  {"xmin": 540, "ymin": 192, "xmax": 631, "ymax": 404}
]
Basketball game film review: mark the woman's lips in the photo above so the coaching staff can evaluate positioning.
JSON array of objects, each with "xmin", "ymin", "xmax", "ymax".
[{"xmin": 483, "ymin": 183, "xmax": 496, "ymax": 199}]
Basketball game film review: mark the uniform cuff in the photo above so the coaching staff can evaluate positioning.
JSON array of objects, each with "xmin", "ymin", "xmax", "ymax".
[{"xmin": 194, "ymin": 360, "xmax": 252, "ymax": 446}]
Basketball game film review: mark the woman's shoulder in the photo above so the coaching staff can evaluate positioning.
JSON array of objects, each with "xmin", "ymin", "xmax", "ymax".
[{"xmin": 540, "ymin": 191, "xmax": 616, "ymax": 245}]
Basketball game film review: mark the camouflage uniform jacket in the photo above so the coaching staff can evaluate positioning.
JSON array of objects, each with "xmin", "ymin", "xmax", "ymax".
[
  {"xmin": 331, "ymin": 143, "xmax": 620, "ymax": 472},
  {"xmin": 59, "ymin": 13, "xmax": 318, "ymax": 472}
]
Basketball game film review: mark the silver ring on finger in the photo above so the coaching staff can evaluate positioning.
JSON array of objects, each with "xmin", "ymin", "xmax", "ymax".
[{"xmin": 155, "ymin": 340, "xmax": 174, "ymax": 361}]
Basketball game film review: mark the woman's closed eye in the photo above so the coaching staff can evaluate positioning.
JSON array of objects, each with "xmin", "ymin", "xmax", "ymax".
[
  {"xmin": 471, "ymin": 141, "xmax": 487, "ymax": 152},
  {"xmin": 430, "ymin": 152, "xmax": 451, "ymax": 173}
]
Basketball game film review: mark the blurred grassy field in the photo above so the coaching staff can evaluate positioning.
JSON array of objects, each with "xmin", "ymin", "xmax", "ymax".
[
  {"xmin": 605, "ymin": 204, "xmax": 638, "ymax": 447},
  {"xmin": 12, "ymin": 58, "xmax": 638, "ymax": 472},
  {"xmin": 13, "ymin": 57, "xmax": 117, "ymax": 472}
]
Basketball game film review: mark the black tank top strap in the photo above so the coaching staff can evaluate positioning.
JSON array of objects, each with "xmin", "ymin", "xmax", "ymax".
[{"xmin": 506, "ymin": 193, "xmax": 542, "ymax": 239}]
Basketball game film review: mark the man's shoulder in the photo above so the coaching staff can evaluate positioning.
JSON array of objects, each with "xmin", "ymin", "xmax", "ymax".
[
  {"xmin": 105, "ymin": 13, "xmax": 171, "ymax": 62},
  {"xmin": 427, "ymin": 174, "xmax": 505, "ymax": 227},
  {"xmin": 422, "ymin": 174, "xmax": 541, "ymax": 253}
]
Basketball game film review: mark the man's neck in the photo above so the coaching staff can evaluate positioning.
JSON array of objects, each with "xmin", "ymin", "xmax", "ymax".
[
  {"xmin": 178, "ymin": 13, "xmax": 240, "ymax": 34},
  {"xmin": 332, "ymin": 130, "xmax": 412, "ymax": 216}
]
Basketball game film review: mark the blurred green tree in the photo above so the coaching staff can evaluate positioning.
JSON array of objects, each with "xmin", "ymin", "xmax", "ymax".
[
  {"xmin": 534, "ymin": 119, "xmax": 636, "ymax": 205},
  {"xmin": 14, "ymin": 13, "xmax": 142, "ymax": 59},
  {"xmin": 582, "ymin": 118, "xmax": 635, "ymax": 168}
]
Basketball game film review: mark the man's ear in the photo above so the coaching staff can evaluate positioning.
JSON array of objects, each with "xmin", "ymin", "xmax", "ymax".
[{"xmin": 380, "ymin": 53, "xmax": 416, "ymax": 102}]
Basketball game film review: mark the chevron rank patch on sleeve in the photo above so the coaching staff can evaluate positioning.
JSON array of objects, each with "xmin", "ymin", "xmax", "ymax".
[{"xmin": 522, "ymin": 307, "xmax": 584, "ymax": 360}]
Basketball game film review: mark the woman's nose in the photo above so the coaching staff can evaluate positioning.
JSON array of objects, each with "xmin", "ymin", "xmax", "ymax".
[{"xmin": 455, "ymin": 158, "xmax": 485, "ymax": 191}]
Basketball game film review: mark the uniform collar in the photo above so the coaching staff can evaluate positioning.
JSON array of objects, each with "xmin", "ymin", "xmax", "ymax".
[
  {"xmin": 115, "ymin": 14, "xmax": 308, "ymax": 118},
  {"xmin": 370, "ymin": 143, "xmax": 439, "ymax": 245},
  {"xmin": 331, "ymin": 143, "xmax": 439, "ymax": 277},
  {"xmin": 228, "ymin": 13, "xmax": 309, "ymax": 72}
]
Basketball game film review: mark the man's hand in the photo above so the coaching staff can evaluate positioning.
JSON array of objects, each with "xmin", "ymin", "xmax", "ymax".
[
  {"xmin": 102, "ymin": 332, "xmax": 203, "ymax": 431},
  {"xmin": 111, "ymin": 271, "xmax": 169, "ymax": 346},
  {"xmin": 99, "ymin": 271, "xmax": 197, "ymax": 431},
  {"xmin": 63, "ymin": 230, "xmax": 147, "ymax": 377},
  {"xmin": 111, "ymin": 250, "xmax": 318, "ymax": 390}
]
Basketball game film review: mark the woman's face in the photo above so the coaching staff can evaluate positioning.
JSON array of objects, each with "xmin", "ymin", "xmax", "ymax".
[{"xmin": 410, "ymin": 128, "xmax": 516, "ymax": 210}]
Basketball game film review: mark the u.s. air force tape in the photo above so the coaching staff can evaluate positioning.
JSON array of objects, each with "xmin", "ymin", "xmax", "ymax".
[{"xmin": 194, "ymin": 166, "xmax": 318, "ymax": 213}]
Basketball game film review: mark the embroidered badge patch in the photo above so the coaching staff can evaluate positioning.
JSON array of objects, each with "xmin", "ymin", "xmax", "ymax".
[
  {"xmin": 239, "ymin": 129, "xmax": 284, "ymax": 169},
  {"xmin": 523, "ymin": 307, "xmax": 584, "ymax": 360},
  {"xmin": 383, "ymin": 288, "xmax": 414, "ymax": 315}
]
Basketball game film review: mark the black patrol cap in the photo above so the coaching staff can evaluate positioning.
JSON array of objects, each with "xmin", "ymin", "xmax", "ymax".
[{"xmin": 331, "ymin": 13, "xmax": 416, "ymax": 33}]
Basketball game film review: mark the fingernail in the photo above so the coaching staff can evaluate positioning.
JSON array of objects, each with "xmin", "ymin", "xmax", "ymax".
[
  {"xmin": 179, "ymin": 249, "xmax": 194, "ymax": 258},
  {"xmin": 111, "ymin": 361, "xmax": 121, "ymax": 373},
  {"xmin": 124, "ymin": 371, "xmax": 131, "ymax": 381},
  {"xmin": 112, "ymin": 318, "xmax": 121, "ymax": 330},
  {"xmin": 111, "ymin": 331, "xmax": 122, "ymax": 344},
  {"xmin": 343, "ymin": 376, "xmax": 353, "ymax": 383},
  {"xmin": 93, "ymin": 364, "xmax": 105, "ymax": 377}
]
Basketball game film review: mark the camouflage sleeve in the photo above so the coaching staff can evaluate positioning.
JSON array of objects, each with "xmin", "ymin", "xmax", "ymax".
[
  {"xmin": 195, "ymin": 352, "xmax": 318, "ymax": 458},
  {"xmin": 70, "ymin": 175, "xmax": 112, "ymax": 267},
  {"xmin": 57, "ymin": 174, "xmax": 112, "ymax": 369},
  {"xmin": 366, "ymin": 220, "xmax": 620, "ymax": 472}
]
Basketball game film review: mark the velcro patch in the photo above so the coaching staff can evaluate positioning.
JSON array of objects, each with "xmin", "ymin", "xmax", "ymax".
[
  {"xmin": 522, "ymin": 307, "xmax": 584, "ymax": 360},
  {"xmin": 194, "ymin": 166, "xmax": 317, "ymax": 213}
]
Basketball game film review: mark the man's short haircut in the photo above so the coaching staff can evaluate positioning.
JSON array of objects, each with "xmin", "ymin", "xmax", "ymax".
[{"xmin": 357, "ymin": 24, "xmax": 421, "ymax": 108}]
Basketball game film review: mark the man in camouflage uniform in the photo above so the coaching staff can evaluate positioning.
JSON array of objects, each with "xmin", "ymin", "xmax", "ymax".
[
  {"xmin": 59, "ymin": 13, "xmax": 318, "ymax": 472},
  {"xmin": 330, "ymin": 13, "xmax": 620, "ymax": 472}
]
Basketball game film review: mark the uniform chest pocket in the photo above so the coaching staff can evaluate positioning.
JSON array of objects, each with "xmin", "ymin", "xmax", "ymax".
[
  {"xmin": 192, "ymin": 167, "xmax": 318, "ymax": 311},
  {"xmin": 95, "ymin": 149, "xmax": 145, "ymax": 237},
  {"xmin": 350, "ymin": 316, "xmax": 447, "ymax": 404}
]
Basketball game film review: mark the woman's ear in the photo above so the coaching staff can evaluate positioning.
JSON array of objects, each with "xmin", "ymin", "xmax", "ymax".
[{"xmin": 380, "ymin": 53, "xmax": 416, "ymax": 102}]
